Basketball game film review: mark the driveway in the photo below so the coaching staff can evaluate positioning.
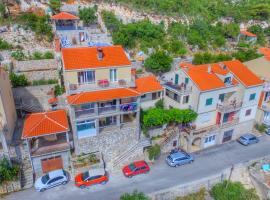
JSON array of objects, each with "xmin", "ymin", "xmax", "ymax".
[{"xmin": 4, "ymin": 135, "xmax": 270, "ymax": 200}]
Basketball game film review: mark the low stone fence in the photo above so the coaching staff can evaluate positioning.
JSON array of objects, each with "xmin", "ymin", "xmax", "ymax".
[
  {"xmin": 148, "ymin": 171, "xmax": 228, "ymax": 200},
  {"xmin": 0, "ymin": 172, "xmax": 22, "ymax": 195}
]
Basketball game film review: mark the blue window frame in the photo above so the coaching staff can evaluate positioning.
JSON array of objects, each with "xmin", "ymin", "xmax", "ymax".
[
  {"xmin": 76, "ymin": 120, "xmax": 96, "ymax": 138},
  {"xmin": 249, "ymin": 93, "xmax": 256, "ymax": 101},
  {"xmin": 205, "ymin": 98, "xmax": 213, "ymax": 106}
]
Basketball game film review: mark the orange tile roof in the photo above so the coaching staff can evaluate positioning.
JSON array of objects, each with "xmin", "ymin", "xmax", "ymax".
[
  {"xmin": 51, "ymin": 12, "xmax": 79, "ymax": 20},
  {"xmin": 240, "ymin": 30, "xmax": 257, "ymax": 37},
  {"xmin": 22, "ymin": 110, "xmax": 69, "ymax": 139},
  {"xmin": 134, "ymin": 76, "xmax": 163, "ymax": 94},
  {"xmin": 223, "ymin": 60, "xmax": 263, "ymax": 87},
  {"xmin": 67, "ymin": 88, "xmax": 140, "ymax": 105},
  {"xmin": 180, "ymin": 60, "xmax": 263, "ymax": 91},
  {"xmin": 259, "ymin": 47, "xmax": 270, "ymax": 61},
  {"xmin": 62, "ymin": 46, "xmax": 131, "ymax": 70}
]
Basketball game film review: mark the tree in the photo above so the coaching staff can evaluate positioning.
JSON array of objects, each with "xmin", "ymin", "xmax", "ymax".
[
  {"xmin": 144, "ymin": 51, "xmax": 172, "ymax": 74},
  {"xmin": 211, "ymin": 181, "xmax": 259, "ymax": 200},
  {"xmin": 120, "ymin": 190, "xmax": 150, "ymax": 200},
  {"xmin": 101, "ymin": 10, "xmax": 122, "ymax": 32},
  {"xmin": 49, "ymin": 0, "xmax": 61, "ymax": 13},
  {"xmin": 223, "ymin": 23, "xmax": 240, "ymax": 39},
  {"xmin": 79, "ymin": 7, "xmax": 97, "ymax": 25}
]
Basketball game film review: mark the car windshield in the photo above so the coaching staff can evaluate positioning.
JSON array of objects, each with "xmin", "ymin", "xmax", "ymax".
[
  {"xmin": 167, "ymin": 155, "xmax": 173, "ymax": 161},
  {"xmin": 41, "ymin": 174, "xmax": 50, "ymax": 184},
  {"xmin": 240, "ymin": 136, "xmax": 247, "ymax": 140},
  {"xmin": 129, "ymin": 163, "xmax": 136, "ymax": 171},
  {"xmin": 82, "ymin": 171, "xmax": 90, "ymax": 181}
]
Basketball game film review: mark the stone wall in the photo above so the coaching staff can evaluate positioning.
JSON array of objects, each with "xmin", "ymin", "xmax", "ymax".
[
  {"xmin": 0, "ymin": 172, "xmax": 21, "ymax": 195},
  {"xmin": 77, "ymin": 126, "xmax": 139, "ymax": 164}
]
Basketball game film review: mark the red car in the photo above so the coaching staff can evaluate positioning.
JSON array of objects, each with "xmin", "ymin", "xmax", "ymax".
[
  {"xmin": 122, "ymin": 160, "xmax": 150, "ymax": 178},
  {"xmin": 75, "ymin": 171, "xmax": 108, "ymax": 189}
]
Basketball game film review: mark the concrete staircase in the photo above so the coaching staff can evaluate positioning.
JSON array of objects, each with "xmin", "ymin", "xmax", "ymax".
[
  {"xmin": 159, "ymin": 126, "xmax": 179, "ymax": 147},
  {"xmin": 112, "ymin": 137, "xmax": 151, "ymax": 169},
  {"xmin": 15, "ymin": 99, "xmax": 43, "ymax": 113}
]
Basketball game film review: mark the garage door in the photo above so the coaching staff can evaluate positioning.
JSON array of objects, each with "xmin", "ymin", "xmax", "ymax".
[{"xmin": 41, "ymin": 156, "xmax": 63, "ymax": 173}]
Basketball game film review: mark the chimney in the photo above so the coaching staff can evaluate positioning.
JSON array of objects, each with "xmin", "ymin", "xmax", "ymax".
[
  {"xmin": 207, "ymin": 65, "xmax": 212, "ymax": 74},
  {"xmin": 97, "ymin": 47, "xmax": 104, "ymax": 60}
]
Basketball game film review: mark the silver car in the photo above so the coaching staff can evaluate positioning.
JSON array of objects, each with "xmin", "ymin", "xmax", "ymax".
[
  {"xmin": 237, "ymin": 134, "xmax": 259, "ymax": 146},
  {"xmin": 166, "ymin": 150, "xmax": 194, "ymax": 167},
  {"xmin": 35, "ymin": 169, "xmax": 69, "ymax": 192}
]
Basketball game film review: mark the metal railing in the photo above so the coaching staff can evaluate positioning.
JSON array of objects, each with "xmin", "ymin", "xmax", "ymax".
[
  {"xmin": 98, "ymin": 105, "xmax": 117, "ymax": 114},
  {"xmin": 75, "ymin": 108, "xmax": 95, "ymax": 118},
  {"xmin": 163, "ymin": 82, "xmax": 192, "ymax": 95}
]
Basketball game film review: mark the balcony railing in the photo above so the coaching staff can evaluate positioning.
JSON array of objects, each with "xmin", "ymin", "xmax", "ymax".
[
  {"xmin": 183, "ymin": 124, "xmax": 219, "ymax": 136},
  {"xmin": 220, "ymin": 118, "xmax": 239, "ymax": 128},
  {"xmin": 217, "ymin": 101, "xmax": 242, "ymax": 113},
  {"xmin": 67, "ymin": 79, "xmax": 133, "ymax": 94},
  {"xmin": 75, "ymin": 108, "xmax": 95, "ymax": 118},
  {"xmin": 163, "ymin": 82, "xmax": 192, "ymax": 95},
  {"xmin": 98, "ymin": 105, "xmax": 117, "ymax": 114}
]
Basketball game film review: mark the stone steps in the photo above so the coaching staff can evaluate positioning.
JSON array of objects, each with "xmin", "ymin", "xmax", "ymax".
[{"xmin": 112, "ymin": 138, "xmax": 151, "ymax": 168}]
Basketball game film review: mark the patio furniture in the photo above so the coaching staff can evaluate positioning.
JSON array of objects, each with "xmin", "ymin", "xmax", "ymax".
[{"xmin": 98, "ymin": 79, "xmax": 109, "ymax": 87}]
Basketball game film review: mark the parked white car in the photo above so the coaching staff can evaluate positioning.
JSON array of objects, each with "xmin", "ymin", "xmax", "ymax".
[{"xmin": 35, "ymin": 169, "xmax": 69, "ymax": 192}]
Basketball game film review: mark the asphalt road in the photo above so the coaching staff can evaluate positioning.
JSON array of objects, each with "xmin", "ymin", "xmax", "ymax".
[{"xmin": 4, "ymin": 135, "xmax": 270, "ymax": 200}]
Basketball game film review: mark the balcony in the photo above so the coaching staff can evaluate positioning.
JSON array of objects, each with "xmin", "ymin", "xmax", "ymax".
[
  {"xmin": 67, "ymin": 79, "xmax": 134, "ymax": 94},
  {"xmin": 163, "ymin": 82, "xmax": 192, "ymax": 95},
  {"xmin": 217, "ymin": 101, "xmax": 242, "ymax": 113},
  {"xmin": 220, "ymin": 118, "xmax": 239, "ymax": 129},
  {"xmin": 75, "ymin": 108, "xmax": 95, "ymax": 118},
  {"xmin": 98, "ymin": 105, "xmax": 117, "ymax": 114},
  {"xmin": 183, "ymin": 124, "xmax": 219, "ymax": 136},
  {"xmin": 30, "ymin": 133, "xmax": 70, "ymax": 157}
]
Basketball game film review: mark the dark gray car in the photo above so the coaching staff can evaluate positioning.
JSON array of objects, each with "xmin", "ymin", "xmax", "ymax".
[{"xmin": 237, "ymin": 134, "xmax": 259, "ymax": 146}]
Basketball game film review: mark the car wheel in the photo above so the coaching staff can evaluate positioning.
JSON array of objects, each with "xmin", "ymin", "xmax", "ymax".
[
  {"xmin": 189, "ymin": 160, "xmax": 194, "ymax": 164},
  {"xmin": 127, "ymin": 175, "xmax": 133, "ymax": 178},
  {"xmin": 101, "ymin": 181, "xmax": 107, "ymax": 185},
  {"xmin": 62, "ymin": 181, "xmax": 68, "ymax": 185},
  {"xmin": 40, "ymin": 188, "xmax": 46, "ymax": 192},
  {"xmin": 79, "ymin": 185, "xmax": 86, "ymax": 189}
]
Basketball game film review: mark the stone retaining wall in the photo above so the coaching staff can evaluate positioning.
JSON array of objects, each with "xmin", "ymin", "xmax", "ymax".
[{"xmin": 0, "ymin": 173, "xmax": 21, "ymax": 195}]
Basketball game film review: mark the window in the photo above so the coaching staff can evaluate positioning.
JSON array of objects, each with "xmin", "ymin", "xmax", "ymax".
[
  {"xmin": 264, "ymin": 91, "xmax": 270, "ymax": 101},
  {"xmin": 185, "ymin": 77, "xmax": 189, "ymax": 84},
  {"xmin": 205, "ymin": 98, "xmax": 213, "ymax": 106},
  {"xmin": 76, "ymin": 120, "xmax": 96, "ymax": 138},
  {"xmin": 141, "ymin": 94, "xmax": 146, "ymax": 99},
  {"xmin": 219, "ymin": 94, "xmax": 225, "ymax": 102},
  {"xmin": 174, "ymin": 93, "xmax": 178, "ymax": 101},
  {"xmin": 249, "ymin": 93, "xmax": 256, "ymax": 101},
  {"xmin": 152, "ymin": 92, "xmax": 157, "ymax": 100},
  {"xmin": 110, "ymin": 69, "xmax": 117, "ymax": 82},
  {"xmin": 78, "ymin": 71, "xmax": 95, "ymax": 84},
  {"xmin": 245, "ymin": 109, "xmax": 252, "ymax": 116},
  {"xmin": 173, "ymin": 140, "xmax": 177, "ymax": 147},
  {"xmin": 175, "ymin": 74, "xmax": 179, "ymax": 85},
  {"xmin": 182, "ymin": 95, "xmax": 189, "ymax": 104},
  {"xmin": 224, "ymin": 77, "xmax": 231, "ymax": 84}
]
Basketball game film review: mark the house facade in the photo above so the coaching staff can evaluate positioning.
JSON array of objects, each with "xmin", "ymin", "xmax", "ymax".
[
  {"xmin": 163, "ymin": 60, "xmax": 263, "ymax": 152},
  {"xmin": 0, "ymin": 67, "xmax": 17, "ymax": 160},
  {"xmin": 62, "ymin": 45, "xmax": 162, "ymax": 165},
  {"xmin": 244, "ymin": 48, "xmax": 270, "ymax": 127},
  {"xmin": 21, "ymin": 110, "xmax": 71, "ymax": 177}
]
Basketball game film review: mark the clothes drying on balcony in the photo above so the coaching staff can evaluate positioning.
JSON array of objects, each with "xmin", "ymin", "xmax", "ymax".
[{"xmin": 120, "ymin": 103, "xmax": 137, "ymax": 112}]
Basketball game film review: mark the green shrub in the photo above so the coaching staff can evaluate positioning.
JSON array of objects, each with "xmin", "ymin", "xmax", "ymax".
[
  {"xmin": 155, "ymin": 99, "xmax": 164, "ymax": 109},
  {"xmin": 136, "ymin": 69, "xmax": 143, "ymax": 74},
  {"xmin": 32, "ymin": 51, "xmax": 43, "ymax": 60},
  {"xmin": 11, "ymin": 50, "xmax": 26, "ymax": 61},
  {"xmin": 32, "ymin": 79, "xmax": 58, "ymax": 86},
  {"xmin": 0, "ymin": 38, "xmax": 12, "ymax": 50},
  {"xmin": 9, "ymin": 72, "xmax": 28, "ymax": 87},
  {"xmin": 210, "ymin": 181, "xmax": 259, "ymax": 200},
  {"xmin": 79, "ymin": 7, "xmax": 97, "ymax": 25},
  {"xmin": 43, "ymin": 51, "xmax": 54, "ymax": 59},
  {"xmin": 120, "ymin": 190, "xmax": 150, "ymax": 200},
  {"xmin": 147, "ymin": 144, "xmax": 161, "ymax": 160},
  {"xmin": 176, "ymin": 188, "xmax": 206, "ymax": 200},
  {"xmin": 0, "ymin": 158, "xmax": 20, "ymax": 185},
  {"xmin": 144, "ymin": 51, "xmax": 172, "ymax": 74},
  {"xmin": 255, "ymin": 123, "xmax": 266, "ymax": 133},
  {"xmin": 54, "ymin": 84, "xmax": 65, "ymax": 96}
]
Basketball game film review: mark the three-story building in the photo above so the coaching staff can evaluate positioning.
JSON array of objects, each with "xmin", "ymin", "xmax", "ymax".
[
  {"xmin": 163, "ymin": 60, "xmax": 263, "ymax": 152},
  {"xmin": 62, "ymin": 46, "xmax": 162, "ymax": 164}
]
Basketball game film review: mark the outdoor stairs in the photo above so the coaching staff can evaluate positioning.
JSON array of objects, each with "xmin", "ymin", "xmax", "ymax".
[
  {"xmin": 159, "ymin": 126, "xmax": 179, "ymax": 147},
  {"xmin": 112, "ymin": 137, "xmax": 151, "ymax": 169},
  {"xmin": 15, "ymin": 100, "xmax": 43, "ymax": 113},
  {"xmin": 20, "ymin": 144, "xmax": 34, "ymax": 189}
]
